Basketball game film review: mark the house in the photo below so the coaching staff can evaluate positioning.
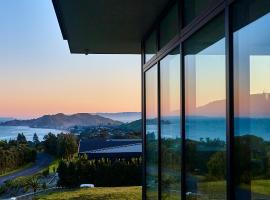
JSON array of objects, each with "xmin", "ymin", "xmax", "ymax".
[
  {"xmin": 78, "ymin": 139, "xmax": 142, "ymax": 160},
  {"xmin": 52, "ymin": 0, "xmax": 270, "ymax": 199}
]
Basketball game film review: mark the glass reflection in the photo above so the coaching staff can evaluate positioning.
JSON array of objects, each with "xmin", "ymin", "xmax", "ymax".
[
  {"xmin": 146, "ymin": 65, "xmax": 158, "ymax": 200},
  {"xmin": 184, "ymin": 14, "xmax": 226, "ymax": 200},
  {"xmin": 160, "ymin": 48, "xmax": 181, "ymax": 200},
  {"xmin": 233, "ymin": 1, "xmax": 270, "ymax": 199}
]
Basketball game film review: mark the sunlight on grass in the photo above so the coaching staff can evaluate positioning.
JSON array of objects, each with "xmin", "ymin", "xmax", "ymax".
[
  {"xmin": 48, "ymin": 159, "xmax": 59, "ymax": 174},
  {"xmin": 252, "ymin": 180, "xmax": 270, "ymax": 196},
  {"xmin": 34, "ymin": 186, "xmax": 142, "ymax": 200}
]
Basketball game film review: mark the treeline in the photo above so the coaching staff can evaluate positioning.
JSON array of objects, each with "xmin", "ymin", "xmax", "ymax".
[
  {"xmin": 0, "ymin": 133, "xmax": 36, "ymax": 175},
  {"xmin": 43, "ymin": 133, "xmax": 78, "ymax": 159},
  {"xmin": 57, "ymin": 155, "xmax": 142, "ymax": 188},
  {"xmin": 185, "ymin": 135, "xmax": 270, "ymax": 182}
]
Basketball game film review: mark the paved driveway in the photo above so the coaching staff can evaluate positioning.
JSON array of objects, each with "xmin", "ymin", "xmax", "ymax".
[{"xmin": 0, "ymin": 152, "xmax": 53, "ymax": 185}]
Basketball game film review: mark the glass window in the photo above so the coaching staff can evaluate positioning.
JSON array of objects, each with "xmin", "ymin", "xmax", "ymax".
[
  {"xmin": 145, "ymin": 31, "xmax": 157, "ymax": 63},
  {"xmin": 233, "ymin": 1, "xmax": 270, "ymax": 199},
  {"xmin": 184, "ymin": 14, "xmax": 226, "ymax": 200},
  {"xmin": 184, "ymin": 0, "xmax": 220, "ymax": 25},
  {"xmin": 160, "ymin": 48, "xmax": 181, "ymax": 199},
  {"xmin": 160, "ymin": 3, "xmax": 179, "ymax": 48},
  {"xmin": 145, "ymin": 65, "xmax": 158, "ymax": 200}
]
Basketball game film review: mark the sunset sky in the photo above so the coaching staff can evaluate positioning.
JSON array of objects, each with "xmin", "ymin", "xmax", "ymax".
[
  {"xmin": 0, "ymin": 0, "xmax": 141, "ymax": 119},
  {"xmin": 0, "ymin": 1, "xmax": 269, "ymax": 120}
]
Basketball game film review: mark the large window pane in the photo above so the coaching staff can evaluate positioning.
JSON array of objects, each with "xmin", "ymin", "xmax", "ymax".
[
  {"xmin": 160, "ymin": 48, "xmax": 181, "ymax": 200},
  {"xmin": 160, "ymin": 3, "xmax": 179, "ymax": 48},
  {"xmin": 233, "ymin": 1, "xmax": 270, "ymax": 199},
  {"xmin": 184, "ymin": 0, "xmax": 220, "ymax": 26},
  {"xmin": 145, "ymin": 65, "xmax": 158, "ymax": 200},
  {"xmin": 184, "ymin": 14, "xmax": 226, "ymax": 200},
  {"xmin": 145, "ymin": 31, "xmax": 157, "ymax": 63}
]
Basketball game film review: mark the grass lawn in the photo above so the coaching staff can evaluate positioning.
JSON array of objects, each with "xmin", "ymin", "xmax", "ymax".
[
  {"xmin": 252, "ymin": 180, "xmax": 270, "ymax": 196},
  {"xmin": 48, "ymin": 159, "xmax": 60, "ymax": 174},
  {"xmin": 0, "ymin": 162, "xmax": 33, "ymax": 177},
  {"xmin": 34, "ymin": 186, "xmax": 142, "ymax": 200},
  {"xmin": 38, "ymin": 157, "xmax": 59, "ymax": 175}
]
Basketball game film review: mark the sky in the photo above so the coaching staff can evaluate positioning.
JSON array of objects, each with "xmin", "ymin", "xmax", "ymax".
[{"xmin": 0, "ymin": 0, "xmax": 141, "ymax": 119}]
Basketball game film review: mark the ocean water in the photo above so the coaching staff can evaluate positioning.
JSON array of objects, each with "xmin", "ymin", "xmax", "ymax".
[
  {"xmin": 0, "ymin": 126, "xmax": 65, "ymax": 141},
  {"xmin": 147, "ymin": 117, "xmax": 270, "ymax": 142}
]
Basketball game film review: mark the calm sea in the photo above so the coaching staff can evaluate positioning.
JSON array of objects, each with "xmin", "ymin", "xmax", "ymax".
[
  {"xmin": 147, "ymin": 117, "xmax": 270, "ymax": 142},
  {"xmin": 0, "ymin": 126, "xmax": 65, "ymax": 141}
]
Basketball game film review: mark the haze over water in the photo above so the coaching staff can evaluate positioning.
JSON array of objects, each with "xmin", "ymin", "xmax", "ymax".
[{"xmin": 0, "ymin": 126, "xmax": 65, "ymax": 141}]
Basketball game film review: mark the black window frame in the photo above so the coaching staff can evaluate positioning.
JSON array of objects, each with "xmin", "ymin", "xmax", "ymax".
[{"xmin": 140, "ymin": 0, "xmax": 268, "ymax": 200}]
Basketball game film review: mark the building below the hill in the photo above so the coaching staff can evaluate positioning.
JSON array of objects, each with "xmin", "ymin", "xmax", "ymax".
[{"xmin": 78, "ymin": 139, "xmax": 142, "ymax": 160}]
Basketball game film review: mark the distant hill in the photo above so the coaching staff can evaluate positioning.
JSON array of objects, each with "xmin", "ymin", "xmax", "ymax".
[
  {"xmin": 95, "ymin": 112, "xmax": 141, "ymax": 123},
  {"xmin": 118, "ymin": 119, "xmax": 170, "ymax": 133},
  {"xmin": 119, "ymin": 119, "xmax": 142, "ymax": 133},
  {"xmin": 0, "ymin": 113, "xmax": 123, "ymax": 130},
  {"xmin": 0, "ymin": 118, "xmax": 13, "ymax": 123},
  {"xmin": 196, "ymin": 93, "xmax": 270, "ymax": 117}
]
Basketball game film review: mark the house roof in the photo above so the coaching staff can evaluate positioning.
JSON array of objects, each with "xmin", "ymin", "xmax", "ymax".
[
  {"xmin": 85, "ymin": 143, "xmax": 142, "ymax": 154},
  {"xmin": 52, "ymin": 0, "xmax": 171, "ymax": 54},
  {"xmin": 79, "ymin": 139, "xmax": 142, "ymax": 153}
]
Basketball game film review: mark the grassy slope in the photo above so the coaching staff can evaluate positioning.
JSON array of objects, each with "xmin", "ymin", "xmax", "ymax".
[
  {"xmin": 252, "ymin": 180, "xmax": 270, "ymax": 196},
  {"xmin": 48, "ymin": 159, "xmax": 60, "ymax": 174},
  {"xmin": 32, "ymin": 180, "xmax": 270, "ymax": 199},
  {"xmin": 35, "ymin": 186, "xmax": 142, "ymax": 200}
]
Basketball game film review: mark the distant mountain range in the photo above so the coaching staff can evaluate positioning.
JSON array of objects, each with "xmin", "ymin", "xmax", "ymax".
[
  {"xmin": 195, "ymin": 93, "xmax": 270, "ymax": 117},
  {"xmin": 0, "ymin": 118, "xmax": 14, "ymax": 123},
  {"xmin": 94, "ymin": 112, "xmax": 141, "ymax": 123},
  {"xmin": 0, "ymin": 113, "xmax": 123, "ymax": 130}
]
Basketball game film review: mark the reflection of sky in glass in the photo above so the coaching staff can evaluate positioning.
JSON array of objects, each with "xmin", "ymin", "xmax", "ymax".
[
  {"xmin": 145, "ymin": 65, "xmax": 158, "ymax": 140},
  {"xmin": 145, "ymin": 65, "xmax": 158, "ymax": 197},
  {"xmin": 146, "ymin": 66, "xmax": 158, "ymax": 119},
  {"xmin": 160, "ymin": 54, "xmax": 181, "ymax": 116},
  {"xmin": 250, "ymin": 56, "xmax": 270, "ymax": 94},
  {"xmin": 160, "ymin": 52, "xmax": 181, "ymax": 141},
  {"xmin": 234, "ymin": 13, "xmax": 270, "ymax": 105},
  {"xmin": 185, "ymin": 37, "xmax": 226, "ymax": 117},
  {"xmin": 195, "ymin": 38, "xmax": 226, "ymax": 107},
  {"xmin": 234, "ymin": 11, "xmax": 270, "ymax": 141}
]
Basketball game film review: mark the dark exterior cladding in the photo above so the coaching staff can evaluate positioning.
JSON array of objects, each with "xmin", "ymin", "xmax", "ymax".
[{"xmin": 52, "ymin": 0, "xmax": 171, "ymax": 54}]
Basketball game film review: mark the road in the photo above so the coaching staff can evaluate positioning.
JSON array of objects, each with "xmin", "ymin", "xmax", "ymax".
[{"xmin": 0, "ymin": 152, "xmax": 53, "ymax": 185}]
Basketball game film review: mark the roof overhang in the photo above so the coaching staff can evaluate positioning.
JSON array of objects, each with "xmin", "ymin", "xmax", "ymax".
[{"xmin": 52, "ymin": 0, "xmax": 171, "ymax": 54}]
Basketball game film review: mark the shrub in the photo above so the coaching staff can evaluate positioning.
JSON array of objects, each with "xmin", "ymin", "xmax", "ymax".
[{"xmin": 57, "ymin": 156, "xmax": 142, "ymax": 188}]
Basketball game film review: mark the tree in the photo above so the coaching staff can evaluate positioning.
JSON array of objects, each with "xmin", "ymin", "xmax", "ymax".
[
  {"xmin": 207, "ymin": 151, "xmax": 226, "ymax": 180},
  {"xmin": 57, "ymin": 134, "xmax": 78, "ymax": 160},
  {"xmin": 25, "ymin": 176, "xmax": 40, "ymax": 193},
  {"xmin": 57, "ymin": 160, "xmax": 68, "ymax": 186},
  {"xmin": 17, "ymin": 133, "xmax": 27, "ymax": 144},
  {"xmin": 43, "ymin": 133, "xmax": 58, "ymax": 155},
  {"xmin": 33, "ymin": 133, "xmax": 40, "ymax": 146},
  {"xmin": 0, "ymin": 139, "xmax": 37, "ymax": 175},
  {"xmin": 57, "ymin": 157, "xmax": 142, "ymax": 188}
]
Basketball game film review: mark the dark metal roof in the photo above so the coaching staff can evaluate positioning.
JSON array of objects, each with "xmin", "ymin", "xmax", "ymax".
[
  {"xmin": 85, "ymin": 152, "xmax": 142, "ymax": 159},
  {"xmin": 79, "ymin": 139, "xmax": 142, "ymax": 153},
  {"xmin": 52, "ymin": 0, "xmax": 171, "ymax": 54}
]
